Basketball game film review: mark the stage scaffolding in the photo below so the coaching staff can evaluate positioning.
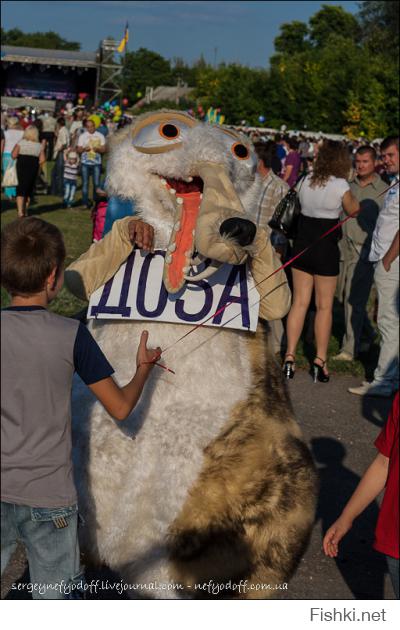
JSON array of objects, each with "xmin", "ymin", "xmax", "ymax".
[{"xmin": 95, "ymin": 39, "xmax": 122, "ymax": 106}]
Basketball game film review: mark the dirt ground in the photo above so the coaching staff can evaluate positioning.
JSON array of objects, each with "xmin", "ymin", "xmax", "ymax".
[{"xmin": 3, "ymin": 369, "xmax": 396, "ymax": 600}]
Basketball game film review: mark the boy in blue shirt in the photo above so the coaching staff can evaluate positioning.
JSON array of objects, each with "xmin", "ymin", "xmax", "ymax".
[{"xmin": 1, "ymin": 217, "xmax": 160, "ymax": 599}]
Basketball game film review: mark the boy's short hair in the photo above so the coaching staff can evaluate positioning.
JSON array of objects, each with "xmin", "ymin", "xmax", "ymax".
[{"xmin": 1, "ymin": 218, "xmax": 66, "ymax": 296}]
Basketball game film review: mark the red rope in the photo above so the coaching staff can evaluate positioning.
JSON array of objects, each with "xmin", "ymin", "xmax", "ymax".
[{"xmin": 154, "ymin": 178, "xmax": 399, "ymax": 370}]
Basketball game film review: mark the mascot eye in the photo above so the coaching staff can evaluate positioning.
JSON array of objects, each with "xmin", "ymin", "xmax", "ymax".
[
  {"xmin": 232, "ymin": 142, "xmax": 250, "ymax": 160},
  {"xmin": 159, "ymin": 123, "xmax": 179, "ymax": 140}
]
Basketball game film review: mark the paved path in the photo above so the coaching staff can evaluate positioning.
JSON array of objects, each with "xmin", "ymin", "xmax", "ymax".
[
  {"xmin": 3, "ymin": 371, "xmax": 396, "ymax": 600},
  {"xmin": 279, "ymin": 370, "xmax": 395, "ymax": 600}
]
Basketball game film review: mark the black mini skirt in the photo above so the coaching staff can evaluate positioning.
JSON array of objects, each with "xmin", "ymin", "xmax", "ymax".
[{"xmin": 291, "ymin": 214, "xmax": 342, "ymax": 277}]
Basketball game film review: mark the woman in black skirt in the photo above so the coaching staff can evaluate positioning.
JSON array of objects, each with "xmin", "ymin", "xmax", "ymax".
[
  {"xmin": 283, "ymin": 141, "xmax": 360, "ymax": 382},
  {"xmin": 12, "ymin": 126, "xmax": 45, "ymax": 218}
]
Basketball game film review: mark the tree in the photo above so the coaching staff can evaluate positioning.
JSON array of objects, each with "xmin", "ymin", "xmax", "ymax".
[
  {"xmin": 358, "ymin": 1, "xmax": 399, "ymax": 52},
  {"xmin": 274, "ymin": 21, "xmax": 310, "ymax": 55},
  {"xmin": 309, "ymin": 5, "xmax": 361, "ymax": 46},
  {"xmin": 1, "ymin": 27, "xmax": 80, "ymax": 50},
  {"xmin": 121, "ymin": 48, "xmax": 173, "ymax": 99}
]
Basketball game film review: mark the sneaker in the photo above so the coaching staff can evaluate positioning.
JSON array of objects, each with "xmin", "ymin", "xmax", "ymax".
[
  {"xmin": 333, "ymin": 351, "xmax": 353, "ymax": 362},
  {"xmin": 348, "ymin": 382, "xmax": 393, "ymax": 397}
]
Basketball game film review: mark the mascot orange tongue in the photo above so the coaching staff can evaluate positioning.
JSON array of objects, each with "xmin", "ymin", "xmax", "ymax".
[{"xmin": 163, "ymin": 191, "xmax": 201, "ymax": 293}]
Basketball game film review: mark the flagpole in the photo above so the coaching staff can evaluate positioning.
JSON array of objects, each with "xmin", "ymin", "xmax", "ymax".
[{"xmin": 122, "ymin": 21, "xmax": 129, "ymax": 108}]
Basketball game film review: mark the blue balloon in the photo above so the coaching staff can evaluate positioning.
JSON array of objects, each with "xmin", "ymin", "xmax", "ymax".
[{"xmin": 258, "ymin": 115, "xmax": 265, "ymax": 123}]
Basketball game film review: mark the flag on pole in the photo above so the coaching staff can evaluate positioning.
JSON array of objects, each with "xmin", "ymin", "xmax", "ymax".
[{"xmin": 117, "ymin": 22, "xmax": 129, "ymax": 53}]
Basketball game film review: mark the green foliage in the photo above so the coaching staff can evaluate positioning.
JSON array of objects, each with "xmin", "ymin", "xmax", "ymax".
[
  {"xmin": 1, "ymin": 27, "xmax": 80, "ymax": 50},
  {"xmin": 274, "ymin": 21, "xmax": 310, "ymax": 55},
  {"xmin": 358, "ymin": 0, "xmax": 399, "ymax": 51},
  {"xmin": 309, "ymin": 5, "xmax": 361, "ymax": 46},
  {"xmin": 121, "ymin": 48, "xmax": 173, "ymax": 100},
  {"xmin": 193, "ymin": 64, "xmax": 269, "ymax": 125},
  {"xmin": 133, "ymin": 98, "xmax": 196, "ymax": 115}
]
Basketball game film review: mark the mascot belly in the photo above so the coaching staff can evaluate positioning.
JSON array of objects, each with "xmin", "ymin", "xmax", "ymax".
[{"xmin": 68, "ymin": 111, "xmax": 317, "ymax": 599}]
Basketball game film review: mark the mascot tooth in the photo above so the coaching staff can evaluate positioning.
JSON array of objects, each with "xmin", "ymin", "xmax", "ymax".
[{"xmin": 66, "ymin": 110, "xmax": 317, "ymax": 599}]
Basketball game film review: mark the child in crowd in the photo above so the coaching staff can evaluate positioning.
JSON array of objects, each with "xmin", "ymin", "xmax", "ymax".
[
  {"xmin": 1, "ymin": 217, "xmax": 160, "ymax": 599},
  {"xmin": 323, "ymin": 392, "xmax": 399, "ymax": 599},
  {"xmin": 63, "ymin": 149, "xmax": 79, "ymax": 208}
]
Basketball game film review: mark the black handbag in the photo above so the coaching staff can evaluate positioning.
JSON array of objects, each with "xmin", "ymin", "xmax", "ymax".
[{"xmin": 268, "ymin": 176, "xmax": 305, "ymax": 239}]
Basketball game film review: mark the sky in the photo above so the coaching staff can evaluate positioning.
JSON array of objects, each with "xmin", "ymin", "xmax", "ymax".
[{"xmin": 2, "ymin": 0, "xmax": 359, "ymax": 67}]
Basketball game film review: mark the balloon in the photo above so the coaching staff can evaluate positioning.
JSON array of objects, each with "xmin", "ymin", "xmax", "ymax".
[
  {"xmin": 122, "ymin": 98, "xmax": 129, "ymax": 106},
  {"xmin": 111, "ymin": 100, "xmax": 117, "ymax": 106},
  {"xmin": 89, "ymin": 114, "xmax": 101, "ymax": 128},
  {"xmin": 78, "ymin": 98, "xmax": 83, "ymax": 105},
  {"xmin": 113, "ymin": 115, "xmax": 121, "ymax": 122},
  {"xmin": 136, "ymin": 91, "xmax": 142, "ymax": 98},
  {"xmin": 258, "ymin": 115, "xmax": 265, "ymax": 123}
]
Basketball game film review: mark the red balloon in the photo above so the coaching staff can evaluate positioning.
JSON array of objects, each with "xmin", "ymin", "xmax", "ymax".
[{"xmin": 122, "ymin": 98, "xmax": 129, "ymax": 106}]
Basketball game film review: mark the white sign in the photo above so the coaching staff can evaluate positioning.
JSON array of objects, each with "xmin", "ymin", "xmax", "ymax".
[{"xmin": 88, "ymin": 250, "xmax": 259, "ymax": 332}]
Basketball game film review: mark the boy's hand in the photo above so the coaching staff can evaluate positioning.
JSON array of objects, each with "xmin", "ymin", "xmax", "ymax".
[
  {"xmin": 136, "ymin": 331, "xmax": 161, "ymax": 371},
  {"xmin": 322, "ymin": 516, "xmax": 352, "ymax": 558},
  {"xmin": 128, "ymin": 220, "xmax": 155, "ymax": 252}
]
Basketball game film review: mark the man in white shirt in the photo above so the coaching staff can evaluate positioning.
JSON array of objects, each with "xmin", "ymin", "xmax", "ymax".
[
  {"xmin": 77, "ymin": 120, "xmax": 106, "ymax": 208},
  {"xmin": 349, "ymin": 136, "xmax": 399, "ymax": 397}
]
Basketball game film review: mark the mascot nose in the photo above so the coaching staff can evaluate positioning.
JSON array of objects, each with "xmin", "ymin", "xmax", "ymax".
[{"xmin": 219, "ymin": 218, "xmax": 257, "ymax": 247}]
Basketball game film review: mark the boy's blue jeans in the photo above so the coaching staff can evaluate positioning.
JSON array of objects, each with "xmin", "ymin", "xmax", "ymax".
[
  {"xmin": 81, "ymin": 163, "xmax": 101, "ymax": 206},
  {"xmin": 64, "ymin": 179, "xmax": 77, "ymax": 205},
  {"xmin": 1, "ymin": 501, "xmax": 84, "ymax": 599}
]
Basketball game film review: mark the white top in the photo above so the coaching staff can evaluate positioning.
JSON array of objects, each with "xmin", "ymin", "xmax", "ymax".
[
  {"xmin": 298, "ymin": 175, "xmax": 350, "ymax": 219},
  {"xmin": 369, "ymin": 178, "xmax": 399, "ymax": 262},
  {"xmin": 77, "ymin": 130, "xmax": 105, "ymax": 165},
  {"xmin": 53, "ymin": 126, "xmax": 70, "ymax": 158},
  {"xmin": 17, "ymin": 139, "xmax": 42, "ymax": 157},
  {"xmin": 4, "ymin": 129, "xmax": 24, "ymax": 154},
  {"xmin": 69, "ymin": 121, "xmax": 83, "ymax": 137}
]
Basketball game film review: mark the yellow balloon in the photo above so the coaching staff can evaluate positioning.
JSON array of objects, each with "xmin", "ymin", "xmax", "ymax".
[{"xmin": 89, "ymin": 114, "xmax": 101, "ymax": 128}]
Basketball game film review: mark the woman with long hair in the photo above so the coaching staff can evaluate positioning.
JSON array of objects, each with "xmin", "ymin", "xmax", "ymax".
[
  {"xmin": 11, "ymin": 126, "xmax": 45, "ymax": 218},
  {"xmin": 283, "ymin": 140, "xmax": 360, "ymax": 383}
]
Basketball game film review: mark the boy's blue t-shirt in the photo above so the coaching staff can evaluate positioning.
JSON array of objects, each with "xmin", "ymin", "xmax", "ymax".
[{"xmin": 1, "ymin": 306, "xmax": 114, "ymax": 508}]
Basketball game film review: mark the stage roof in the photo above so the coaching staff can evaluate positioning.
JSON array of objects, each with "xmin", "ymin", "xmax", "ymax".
[{"xmin": 1, "ymin": 45, "xmax": 98, "ymax": 68}]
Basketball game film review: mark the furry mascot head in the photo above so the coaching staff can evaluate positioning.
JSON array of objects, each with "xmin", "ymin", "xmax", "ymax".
[{"xmin": 66, "ymin": 110, "xmax": 317, "ymax": 599}]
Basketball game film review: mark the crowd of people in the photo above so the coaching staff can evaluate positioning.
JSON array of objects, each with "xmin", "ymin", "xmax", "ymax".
[
  {"xmin": 1, "ymin": 105, "xmax": 398, "ymax": 396},
  {"xmin": 249, "ymin": 134, "xmax": 398, "ymax": 397},
  {"xmin": 1, "ymin": 105, "xmax": 131, "ymax": 215},
  {"xmin": 1, "ymin": 103, "xmax": 398, "ymax": 599}
]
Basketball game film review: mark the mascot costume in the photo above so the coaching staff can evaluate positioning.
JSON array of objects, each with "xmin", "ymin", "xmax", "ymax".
[{"xmin": 65, "ymin": 110, "xmax": 317, "ymax": 599}]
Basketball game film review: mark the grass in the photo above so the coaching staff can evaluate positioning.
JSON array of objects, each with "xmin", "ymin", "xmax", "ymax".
[
  {"xmin": 1, "ymin": 193, "xmax": 91, "ymax": 317},
  {"xmin": 1, "ymin": 189, "xmax": 378, "ymax": 378}
]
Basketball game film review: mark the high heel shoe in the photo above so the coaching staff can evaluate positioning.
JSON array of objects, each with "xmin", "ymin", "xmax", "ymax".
[
  {"xmin": 283, "ymin": 354, "xmax": 295, "ymax": 380},
  {"xmin": 312, "ymin": 357, "xmax": 330, "ymax": 383}
]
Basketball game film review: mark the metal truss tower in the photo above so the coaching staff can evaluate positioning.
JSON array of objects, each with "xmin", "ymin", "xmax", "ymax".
[{"xmin": 95, "ymin": 39, "xmax": 122, "ymax": 106}]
